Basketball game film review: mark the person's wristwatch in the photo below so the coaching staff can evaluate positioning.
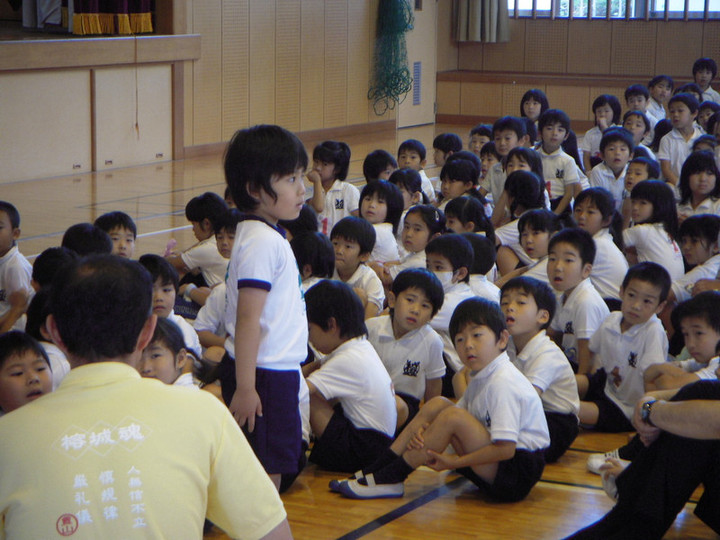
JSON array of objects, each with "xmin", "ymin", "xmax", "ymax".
[{"xmin": 641, "ymin": 399, "xmax": 657, "ymax": 426}]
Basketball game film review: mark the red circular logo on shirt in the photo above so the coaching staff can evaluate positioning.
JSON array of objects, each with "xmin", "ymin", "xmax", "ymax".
[{"xmin": 56, "ymin": 514, "xmax": 78, "ymax": 536}]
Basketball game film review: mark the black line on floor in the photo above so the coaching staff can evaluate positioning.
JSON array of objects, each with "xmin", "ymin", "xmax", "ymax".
[
  {"xmin": 539, "ymin": 477, "xmax": 603, "ymax": 491},
  {"xmin": 336, "ymin": 476, "xmax": 468, "ymax": 540}
]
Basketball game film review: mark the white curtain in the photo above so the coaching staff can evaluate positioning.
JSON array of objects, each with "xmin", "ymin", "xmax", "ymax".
[{"xmin": 455, "ymin": 0, "xmax": 509, "ymax": 43}]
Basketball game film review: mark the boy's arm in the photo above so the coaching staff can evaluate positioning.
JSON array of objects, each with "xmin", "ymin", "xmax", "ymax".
[
  {"xmin": 660, "ymin": 159, "xmax": 678, "ymax": 186},
  {"xmin": 166, "ymin": 253, "xmax": 191, "ymax": 274},
  {"xmin": 553, "ymin": 183, "xmax": 576, "ymax": 216},
  {"xmin": 0, "ymin": 288, "xmax": 29, "ymax": 334},
  {"xmin": 230, "ymin": 287, "xmax": 268, "ymax": 431},
  {"xmin": 576, "ymin": 339, "xmax": 592, "ymax": 376},
  {"xmin": 490, "ymin": 191, "xmax": 509, "ymax": 228},
  {"xmin": 451, "ymin": 367, "xmax": 471, "ymax": 399},
  {"xmin": 198, "ymin": 330, "xmax": 226, "ymax": 349},
  {"xmin": 307, "ymin": 170, "xmax": 325, "ymax": 213},
  {"xmin": 582, "ymin": 153, "xmax": 592, "ymax": 176},
  {"xmin": 424, "ymin": 377, "xmax": 442, "ymax": 402},
  {"xmin": 427, "ymin": 440, "xmax": 516, "ymax": 471},
  {"xmin": 302, "ymin": 360, "xmax": 322, "ymax": 379}
]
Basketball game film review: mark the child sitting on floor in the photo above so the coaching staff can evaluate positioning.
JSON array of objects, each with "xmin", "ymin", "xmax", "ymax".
[
  {"xmin": 0, "ymin": 331, "xmax": 53, "ymax": 416},
  {"xmin": 139, "ymin": 317, "xmax": 197, "ymax": 389}
]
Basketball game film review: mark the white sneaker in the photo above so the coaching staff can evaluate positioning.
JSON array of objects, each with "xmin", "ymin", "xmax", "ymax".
[
  {"xmin": 587, "ymin": 449, "xmax": 630, "ymax": 474},
  {"xmin": 337, "ymin": 474, "xmax": 404, "ymax": 499}
]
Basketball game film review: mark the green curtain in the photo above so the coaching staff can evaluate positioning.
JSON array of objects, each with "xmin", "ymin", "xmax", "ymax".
[{"xmin": 455, "ymin": 0, "xmax": 509, "ymax": 43}]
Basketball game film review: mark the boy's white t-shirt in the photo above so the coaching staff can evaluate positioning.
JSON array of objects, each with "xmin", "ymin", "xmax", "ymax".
[
  {"xmin": 388, "ymin": 250, "xmax": 426, "ymax": 280},
  {"xmin": 703, "ymin": 86, "xmax": 720, "ymax": 104},
  {"xmin": 430, "ymin": 281, "xmax": 477, "ymax": 372},
  {"xmin": 647, "ymin": 98, "xmax": 666, "ymax": 122},
  {"xmin": 457, "ymin": 352, "xmax": 550, "ymax": 451},
  {"xmin": 366, "ymin": 315, "xmax": 445, "ymax": 401},
  {"xmin": 675, "ymin": 356, "xmax": 719, "ymax": 380},
  {"xmin": 307, "ymin": 337, "xmax": 396, "ymax": 437},
  {"xmin": 469, "ymin": 274, "xmax": 501, "ymax": 303},
  {"xmin": 180, "ymin": 236, "xmax": 229, "ymax": 287},
  {"xmin": 480, "ymin": 162, "xmax": 506, "ymax": 208},
  {"xmin": 590, "ymin": 228, "xmax": 628, "ymax": 301},
  {"xmin": 622, "ymin": 222, "xmax": 685, "ymax": 281},
  {"xmin": 173, "ymin": 372, "xmax": 200, "ymax": 390},
  {"xmin": 523, "ymin": 257, "xmax": 550, "ymax": 284},
  {"xmin": 589, "ymin": 312, "xmax": 669, "ymax": 420},
  {"xmin": 419, "ymin": 169, "xmax": 437, "ymax": 204},
  {"xmin": 550, "ymin": 278, "xmax": 610, "ymax": 367},
  {"xmin": 495, "ymin": 218, "xmax": 520, "ymax": 247},
  {"xmin": 317, "ymin": 180, "xmax": 360, "ymax": 236},
  {"xmin": 580, "ymin": 125, "xmax": 614, "ymax": 166},
  {"xmin": 193, "ymin": 282, "xmax": 226, "ymax": 337},
  {"xmin": 657, "ymin": 126, "xmax": 704, "ymax": 181},
  {"xmin": 538, "ymin": 146, "xmax": 580, "ymax": 200},
  {"xmin": 40, "ymin": 341, "xmax": 71, "ymax": 390},
  {"xmin": 370, "ymin": 222, "xmax": 400, "ymax": 263},
  {"xmin": 224, "ymin": 217, "xmax": 308, "ymax": 371},
  {"xmin": 671, "ymin": 253, "xmax": 720, "ymax": 303},
  {"xmin": 589, "ymin": 162, "xmax": 627, "ymax": 211},
  {"xmin": 169, "ymin": 311, "xmax": 202, "ymax": 360},
  {"xmin": 0, "ymin": 245, "xmax": 33, "ymax": 331},
  {"xmin": 676, "ymin": 197, "xmax": 720, "ymax": 222},
  {"xmin": 507, "ymin": 330, "xmax": 580, "ymax": 417},
  {"xmin": 332, "ymin": 264, "xmax": 385, "ymax": 315}
]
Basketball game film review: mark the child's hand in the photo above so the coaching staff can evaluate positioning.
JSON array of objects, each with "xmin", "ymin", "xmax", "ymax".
[
  {"xmin": 407, "ymin": 423, "xmax": 429, "ymax": 451},
  {"xmin": 691, "ymin": 279, "xmax": 720, "ymax": 296},
  {"xmin": 228, "ymin": 388, "xmax": 263, "ymax": 432},
  {"xmin": 425, "ymin": 449, "xmax": 458, "ymax": 472},
  {"xmin": 599, "ymin": 458, "xmax": 626, "ymax": 478},
  {"xmin": 163, "ymin": 239, "xmax": 177, "ymax": 257},
  {"xmin": 306, "ymin": 170, "xmax": 322, "ymax": 186},
  {"xmin": 597, "ymin": 116, "xmax": 610, "ymax": 131}
]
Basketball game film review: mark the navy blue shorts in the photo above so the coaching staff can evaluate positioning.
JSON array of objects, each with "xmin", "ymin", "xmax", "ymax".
[
  {"xmin": 544, "ymin": 411, "xmax": 579, "ymax": 463},
  {"xmin": 585, "ymin": 369, "xmax": 634, "ymax": 432},
  {"xmin": 219, "ymin": 353, "xmax": 302, "ymax": 475},
  {"xmin": 309, "ymin": 404, "xmax": 393, "ymax": 473},
  {"xmin": 457, "ymin": 448, "xmax": 546, "ymax": 502},
  {"xmin": 396, "ymin": 392, "xmax": 420, "ymax": 434}
]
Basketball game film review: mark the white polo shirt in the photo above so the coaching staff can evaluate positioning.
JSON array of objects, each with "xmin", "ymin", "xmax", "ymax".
[
  {"xmin": 419, "ymin": 169, "xmax": 437, "ymax": 204},
  {"xmin": 332, "ymin": 263, "xmax": 385, "ymax": 315},
  {"xmin": 580, "ymin": 125, "xmax": 614, "ymax": 165},
  {"xmin": 308, "ymin": 337, "xmax": 396, "ymax": 437},
  {"xmin": 671, "ymin": 254, "xmax": 720, "ymax": 303},
  {"xmin": 180, "ymin": 236, "xmax": 228, "ymax": 287},
  {"xmin": 366, "ymin": 315, "xmax": 445, "ymax": 401},
  {"xmin": 430, "ymin": 281, "xmax": 476, "ymax": 372},
  {"xmin": 458, "ymin": 352, "xmax": 549, "ymax": 451},
  {"xmin": 589, "ymin": 162, "xmax": 627, "ymax": 211},
  {"xmin": 551, "ymin": 278, "xmax": 610, "ymax": 367},
  {"xmin": 538, "ymin": 146, "xmax": 580, "ymax": 200},
  {"xmin": 677, "ymin": 197, "xmax": 720, "ymax": 222},
  {"xmin": 370, "ymin": 222, "xmax": 399, "ymax": 263},
  {"xmin": 647, "ymin": 98, "xmax": 666, "ymax": 122},
  {"xmin": 224, "ymin": 217, "xmax": 308, "ymax": 370},
  {"xmin": 657, "ymin": 126, "xmax": 704, "ymax": 181},
  {"xmin": 388, "ymin": 250, "xmax": 426, "ymax": 280},
  {"xmin": 168, "ymin": 311, "xmax": 202, "ymax": 360},
  {"xmin": 703, "ymin": 86, "xmax": 720, "ymax": 104},
  {"xmin": 469, "ymin": 274, "xmax": 501, "ymax": 303},
  {"xmin": 317, "ymin": 180, "xmax": 360, "ymax": 235},
  {"xmin": 0, "ymin": 245, "xmax": 32, "ymax": 331},
  {"xmin": 523, "ymin": 257, "xmax": 550, "ymax": 284},
  {"xmin": 589, "ymin": 312, "xmax": 669, "ymax": 420},
  {"xmin": 623, "ymin": 222, "xmax": 685, "ymax": 281},
  {"xmin": 590, "ymin": 228, "xmax": 628, "ymax": 301},
  {"xmin": 193, "ymin": 282, "xmax": 226, "ymax": 337},
  {"xmin": 495, "ymin": 218, "xmax": 521, "ymax": 247},
  {"xmin": 480, "ymin": 162, "xmax": 506, "ymax": 208},
  {"xmin": 507, "ymin": 331, "xmax": 580, "ymax": 417}
]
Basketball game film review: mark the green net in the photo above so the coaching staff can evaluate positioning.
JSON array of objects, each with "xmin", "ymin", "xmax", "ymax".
[{"xmin": 368, "ymin": 0, "xmax": 414, "ymax": 116}]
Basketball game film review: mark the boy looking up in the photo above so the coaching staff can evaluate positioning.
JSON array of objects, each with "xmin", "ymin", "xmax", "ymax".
[
  {"xmin": 333, "ymin": 297, "xmax": 549, "ymax": 502},
  {"xmin": 94, "ymin": 210, "xmax": 137, "ymax": 259},
  {"xmin": 589, "ymin": 127, "xmax": 634, "ymax": 211},
  {"xmin": 536, "ymin": 109, "xmax": 580, "ymax": 216},
  {"xmin": 658, "ymin": 93, "xmax": 702, "ymax": 187},
  {"xmin": 501, "ymin": 277, "xmax": 580, "ymax": 463},
  {"xmin": 469, "ymin": 124, "xmax": 493, "ymax": 157},
  {"xmin": 221, "ymin": 124, "xmax": 309, "ymax": 490},
  {"xmin": 398, "ymin": 139, "xmax": 436, "ymax": 204},
  {"xmin": 547, "ymin": 228, "xmax": 610, "ymax": 375},
  {"xmin": 0, "ymin": 201, "xmax": 32, "ymax": 333},
  {"xmin": 693, "ymin": 57, "xmax": 720, "ymax": 104},
  {"xmin": 576, "ymin": 262, "xmax": 670, "ymax": 431},
  {"xmin": 330, "ymin": 216, "xmax": 385, "ymax": 319}
]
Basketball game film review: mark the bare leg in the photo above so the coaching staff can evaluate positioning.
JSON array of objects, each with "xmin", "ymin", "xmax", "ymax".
[
  {"xmin": 575, "ymin": 374, "xmax": 589, "ymax": 399},
  {"xmin": 579, "ymin": 401, "xmax": 599, "ymax": 426},
  {"xmin": 309, "ymin": 392, "xmax": 335, "ymax": 439},
  {"xmin": 389, "ymin": 396, "xmax": 455, "ymax": 455}
]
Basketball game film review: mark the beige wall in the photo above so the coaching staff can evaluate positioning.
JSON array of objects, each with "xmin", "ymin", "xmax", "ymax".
[{"xmin": 182, "ymin": 0, "xmax": 394, "ymax": 148}]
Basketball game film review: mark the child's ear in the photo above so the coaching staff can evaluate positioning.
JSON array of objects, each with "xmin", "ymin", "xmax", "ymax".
[
  {"xmin": 11, "ymin": 228, "xmax": 20, "ymax": 241},
  {"xmin": 201, "ymin": 218, "xmax": 213, "ymax": 232},
  {"xmin": 581, "ymin": 262, "xmax": 592, "ymax": 279},
  {"xmin": 463, "ymin": 221, "xmax": 476, "ymax": 233},
  {"xmin": 359, "ymin": 252, "xmax": 371, "ymax": 264},
  {"xmin": 711, "ymin": 242, "xmax": 719, "ymax": 255},
  {"xmin": 411, "ymin": 192, "xmax": 422, "ymax": 204},
  {"xmin": 655, "ymin": 300, "xmax": 667, "ymax": 316},
  {"xmin": 519, "ymin": 134, "xmax": 530, "ymax": 147},
  {"xmin": 387, "ymin": 292, "xmax": 396, "ymax": 309},
  {"xmin": 497, "ymin": 329, "xmax": 510, "ymax": 350},
  {"xmin": 537, "ymin": 309, "xmax": 550, "ymax": 327},
  {"xmin": 463, "ymin": 181, "xmax": 475, "ymax": 192},
  {"xmin": 175, "ymin": 349, "xmax": 189, "ymax": 372},
  {"xmin": 453, "ymin": 267, "xmax": 469, "ymax": 283},
  {"xmin": 420, "ymin": 159, "xmax": 427, "ymax": 169},
  {"xmin": 301, "ymin": 264, "xmax": 313, "ymax": 280}
]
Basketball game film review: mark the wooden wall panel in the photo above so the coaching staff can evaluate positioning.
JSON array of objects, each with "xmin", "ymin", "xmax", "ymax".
[
  {"xmin": 346, "ymin": 0, "xmax": 371, "ymax": 126},
  {"xmin": 191, "ymin": 0, "xmax": 222, "ymax": 145},
  {"xmin": 437, "ymin": 81, "xmax": 461, "ymax": 115},
  {"xmin": 461, "ymin": 82, "xmax": 502, "ymax": 116},
  {"xmin": 654, "ymin": 22, "xmax": 703, "ymax": 77},
  {"xmin": 323, "ymin": 0, "xmax": 348, "ymax": 128},
  {"xmin": 221, "ymin": 0, "xmax": 249, "ymax": 140},
  {"xmin": 300, "ymin": 0, "xmax": 326, "ymax": 131},
  {"xmin": 702, "ymin": 22, "xmax": 720, "ymax": 60},
  {"xmin": 482, "ymin": 19, "xmax": 525, "ymax": 72},
  {"xmin": 458, "ymin": 42, "xmax": 484, "ymax": 71},
  {"xmin": 503, "ymin": 83, "xmax": 541, "ymax": 117},
  {"xmin": 525, "ymin": 19, "xmax": 567, "ymax": 73},
  {"xmin": 183, "ymin": 2, "xmax": 193, "ymax": 146},
  {"xmin": 275, "ymin": 0, "xmax": 301, "ymax": 131},
  {"xmin": 248, "ymin": 1, "xmax": 276, "ymax": 125},
  {"xmin": 610, "ymin": 21, "xmax": 656, "ymax": 76},
  {"xmin": 567, "ymin": 21, "xmax": 611, "ymax": 75},
  {"xmin": 436, "ymin": 0, "xmax": 458, "ymax": 72},
  {"xmin": 547, "ymin": 85, "xmax": 591, "ymax": 121}
]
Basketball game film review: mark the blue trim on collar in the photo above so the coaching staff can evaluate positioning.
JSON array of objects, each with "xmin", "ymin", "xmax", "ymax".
[{"xmin": 238, "ymin": 214, "xmax": 286, "ymax": 238}]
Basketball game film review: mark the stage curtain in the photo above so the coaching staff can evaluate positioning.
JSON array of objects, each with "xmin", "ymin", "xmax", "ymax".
[
  {"xmin": 454, "ymin": 0, "xmax": 509, "ymax": 43},
  {"xmin": 73, "ymin": 0, "xmax": 152, "ymax": 35}
]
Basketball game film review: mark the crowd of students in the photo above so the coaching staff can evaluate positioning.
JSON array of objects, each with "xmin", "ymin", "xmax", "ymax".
[{"xmin": 1, "ymin": 57, "xmax": 720, "ymax": 538}]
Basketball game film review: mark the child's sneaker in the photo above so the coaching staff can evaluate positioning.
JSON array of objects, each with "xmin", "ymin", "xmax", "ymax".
[
  {"xmin": 328, "ymin": 470, "xmax": 364, "ymax": 493},
  {"xmin": 336, "ymin": 475, "xmax": 404, "ymax": 499},
  {"xmin": 587, "ymin": 448, "xmax": 630, "ymax": 475}
]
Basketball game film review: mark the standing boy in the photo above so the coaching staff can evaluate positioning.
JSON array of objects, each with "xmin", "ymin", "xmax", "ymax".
[{"xmin": 0, "ymin": 201, "xmax": 32, "ymax": 333}]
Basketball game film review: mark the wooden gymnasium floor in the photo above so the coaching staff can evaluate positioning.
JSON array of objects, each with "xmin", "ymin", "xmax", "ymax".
[{"xmin": 4, "ymin": 123, "xmax": 717, "ymax": 539}]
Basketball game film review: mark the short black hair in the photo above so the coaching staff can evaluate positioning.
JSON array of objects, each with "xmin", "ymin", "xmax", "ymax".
[
  {"xmin": 674, "ymin": 291, "xmax": 720, "ymax": 334},
  {"xmin": 290, "ymin": 232, "xmax": 335, "ymax": 279},
  {"xmin": 224, "ymin": 125, "xmax": 309, "ymax": 212},
  {"xmin": 573, "ymin": 187, "xmax": 624, "ymax": 251},
  {"xmin": 405, "ymin": 205, "xmax": 447, "ymax": 237},
  {"xmin": 0, "ymin": 201, "xmax": 20, "ymax": 229},
  {"xmin": 668, "ymin": 92, "xmax": 700, "ymax": 114},
  {"xmin": 520, "ymin": 89, "xmax": 549, "ymax": 117},
  {"xmin": 649, "ymin": 75, "xmax": 674, "ymax": 91},
  {"xmin": 625, "ymin": 84, "xmax": 650, "ymax": 101},
  {"xmin": 426, "ymin": 234, "xmax": 473, "ymax": 283},
  {"xmin": 449, "ymin": 297, "xmax": 506, "ymax": 343},
  {"xmin": 523, "ymin": 118, "xmax": 538, "ymax": 144},
  {"xmin": 679, "ymin": 214, "xmax": 720, "ymax": 247},
  {"xmin": 398, "ymin": 139, "xmax": 426, "ymax": 161},
  {"xmin": 151, "ymin": 317, "xmax": 187, "ymax": 356},
  {"xmin": 32, "ymin": 247, "xmax": 79, "ymax": 289},
  {"xmin": 675, "ymin": 83, "xmax": 703, "ymax": 100},
  {"xmin": 649, "ymin": 119, "xmax": 673, "ymax": 153},
  {"xmin": 360, "ymin": 180, "xmax": 405, "ymax": 234},
  {"xmin": 493, "ymin": 116, "xmax": 527, "ymax": 140},
  {"xmin": 470, "ymin": 124, "xmax": 493, "ymax": 138},
  {"xmin": 213, "ymin": 208, "xmax": 243, "ymax": 235},
  {"xmin": 388, "ymin": 168, "xmax": 426, "ymax": 203},
  {"xmin": 49, "ymin": 255, "xmax": 153, "ymax": 362},
  {"xmin": 518, "ymin": 209, "xmax": 560, "ymax": 235},
  {"xmin": 24, "ymin": 287, "xmax": 51, "ymax": 343},
  {"xmin": 599, "ymin": 126, "xmax": 635, "ymax": 155},
  {"xmin": 504, "ymin": 170, "xmax": 545, "ymax": 215},
  {"xmin": 679, "ymin": 150, "xmax": 720, "ymax": 205},
  {"xmin": 506, "ymin": 147, "xmax": 543, "ymax": 177},
  {"xmin": 305, "ymin": 280, "xmax": 367, "ymax": 339},
  {"xmin": 622, "ymin": 262, "xmax": 671, "ymax": 303},
  {"xmin": 362, "ymin": 149, "xmax": 397, "ymax": 182},
  {"xmin": 0, "ymin": 330, "xmax": 49, "ymax": 371},
  {"xmin": 693, "ymin": 57, "xmax": 718, "ymax": 79},
  {"xmin": 94, "ymin": 211, "xmax": 137, "ymax": 238},
  {"xmin": 445, "ymin": 196, "xmax": 495, "ymax": 243},
  {"xmin": 433, "ymin": 133, "xmax": 463, "ymax": 154},
  {"xmin": 440, "ymin": 157, "xmax": 478, "ymax": 186},
  {"xmin": 549, "ymin": 227, "xmax": 596, "ymax": 266},
  {"xmin": 278, "ymin": 204, "xmax": 318, "ymax": 239},
  {"xmin": 708, "ymin": 112, "xmax": 720, "ymax": 137},
  {"xmin": 313, "ymin": 140, "xmax": 351, "ymax": 181},
  {"xmin": 330, "ymin": 216, "xmax": 376, "ymax": 255},
  {"xmin": 592, "ymin": 94, "xmax": 622, "ymax": 125},
  {"xmin": 623, "ymin": 110, "xmax": 651, "ymax": 134},
  {"xmin": 138, "ymin": 253, "xmax": 179, "ymax": 291},
  {"xmin": 61, "ymin": 223, "xmax": 113, "ymax": 256},
  {"xmin": 185, "ymin": 192, "xmax": 228, "ymax": 227},
  {"xmin": 501, "ymin": 276, "xmax": 557, "ymax": 329},
  {"xmin": 699, "ymin": 101, "xmax": 720, "ymax": 115},
  {"xmin": 461, "ymin": 233, "xmax": 496, "ymax": 275},
  {"xmin": 480, "ymin": 141, "xmax": 501, "ymax": 160},
  {"xmin": 538, "ymin": 109, "xmax": 571, "ymax": 133},
  {"xmin": 445, "ymin": 151, "xmax": 482, "ymax": 180},
  {"xmin": 692, "ymin": 135, "xmax": 718, "ymax": 152},
  {"xmin": 391, "ymin": 268, "xmax": 444, "ymax": 316},
  {"xmin": 629, "ymin": 156, "xmax": 661, "ymax": 180},
  {"xmin": 630, "ymin": 180, "xmax": 678, "ymax": 240}
]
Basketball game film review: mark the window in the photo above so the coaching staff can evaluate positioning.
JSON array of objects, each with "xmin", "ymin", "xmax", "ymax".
[{"xmin": 509, "ymin": 0, "xmax": 720, "ymax": 19}]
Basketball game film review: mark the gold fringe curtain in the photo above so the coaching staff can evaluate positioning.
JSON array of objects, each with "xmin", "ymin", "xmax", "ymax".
[{"xmin": 73, "ymin": 0, "xmax": 153, "ymax": 35}]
